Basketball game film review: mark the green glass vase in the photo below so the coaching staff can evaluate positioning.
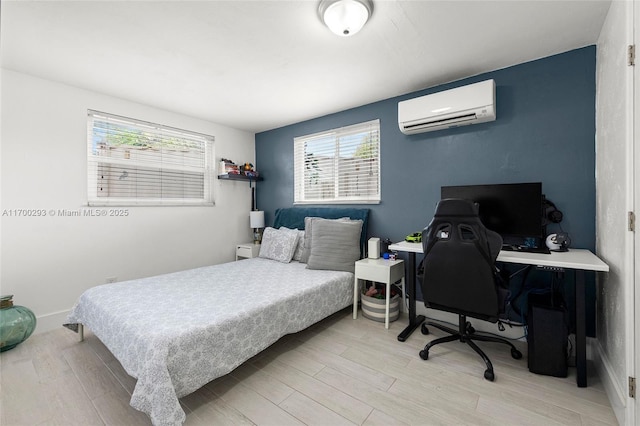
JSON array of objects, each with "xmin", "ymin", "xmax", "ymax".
[{"xmin": 0, "ymin": 295, "xmax": 37, "ymax": 352}]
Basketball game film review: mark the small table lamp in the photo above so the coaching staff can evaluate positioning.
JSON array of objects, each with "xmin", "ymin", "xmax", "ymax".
[{"xmin": 249, "ymin": 211, "xmax": 265, "ymax": 244}]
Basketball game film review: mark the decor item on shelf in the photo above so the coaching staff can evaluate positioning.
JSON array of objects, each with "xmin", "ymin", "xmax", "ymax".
[
  {"xmin": 218, "ymin": 161, "xmax": 260, "ymax": 180},
  {"xmin": 219, "ymin": 158, "xmax": 239, "ymax": 175},
  {"xmin": 0, "ymin": 295, "xmax": 36, "ymax": 352},
  {"xmin": 250, "ymin": 210, "xmax": 265, "ymax": 244},
  {"xmin": 318, "ymin": 0, "xmax": 373, "ymax": 37},
  {"xmin": 242, "ymin": 163, "xmax": 259, "ymax": 178}
]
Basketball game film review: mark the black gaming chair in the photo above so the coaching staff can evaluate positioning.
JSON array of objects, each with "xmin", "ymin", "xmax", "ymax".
[{"xmin": 417, "ymin": 198, "xmax": 522, "ymax": 381}]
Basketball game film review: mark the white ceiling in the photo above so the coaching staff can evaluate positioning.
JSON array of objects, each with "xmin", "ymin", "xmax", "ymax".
[{"xmin": 1, "ymin": 0, "xmax": 611, "ymax": 133}]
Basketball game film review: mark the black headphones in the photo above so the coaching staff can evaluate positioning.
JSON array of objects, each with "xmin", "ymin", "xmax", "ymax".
[{"xmin": 543, "ymin": 198, "xmax": 563, "ymax": 225}]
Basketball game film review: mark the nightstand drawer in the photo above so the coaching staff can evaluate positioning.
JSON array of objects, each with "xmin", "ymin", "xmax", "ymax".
[
  {"xmin": 236, "ymin": 243, "xmax": 260, "ymax": 260},
  {"xmin": 355, "ymin": 258, "xmax": 405, "ymax": 283}
]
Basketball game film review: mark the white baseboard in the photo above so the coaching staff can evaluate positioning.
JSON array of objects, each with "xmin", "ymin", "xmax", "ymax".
[
  {"xmin": 593, "ymin": 339, "xmax": 628, "ymax": 425},
  {"xmin": 33, "ymin": 309, "xmax": 72, "ymax": 335}
]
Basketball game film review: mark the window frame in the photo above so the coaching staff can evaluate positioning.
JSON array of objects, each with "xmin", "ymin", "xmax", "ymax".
[
  {"xmin": 294, "ymin": 119, "xmax": 381, "ymax": 205},
  {"xmin": 87, "ymin": 110, "xmax": 215, "ymax": 207}
]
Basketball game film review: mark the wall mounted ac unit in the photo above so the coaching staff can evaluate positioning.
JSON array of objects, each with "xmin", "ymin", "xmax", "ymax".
[{"xmin": 398, "ymin": 79, "xmax": 496, "ymax": 135}]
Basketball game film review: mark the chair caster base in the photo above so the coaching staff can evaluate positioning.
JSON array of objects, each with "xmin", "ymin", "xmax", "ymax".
[
  {"xmin": 419, "ymin": 349, "xmax": 429, "ymax": 360},
  {"xmin": 484, "ymin": 369, "xmax": 495, "ymax": 381},
  {"xmin": 511, "ymin": 348, "xmax": 523, "ymax": 359},
  {"xmin": 421, "ymin": 323, "xmax": 430, "ymax": 335}
]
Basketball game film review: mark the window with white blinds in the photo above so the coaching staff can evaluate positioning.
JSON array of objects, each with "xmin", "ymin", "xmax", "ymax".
[
  {"xmin": 294, "ymin": 119, "xmax": 380, "ymax": 204},
  {"xmin": 87, "ymin": 110, "xmax": 214, "ymax": 206}
]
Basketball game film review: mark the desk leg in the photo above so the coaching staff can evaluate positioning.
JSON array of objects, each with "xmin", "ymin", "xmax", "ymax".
[
  {"xmin": 353, "ymin": 277, "xmax": 359, "ymax": 320},
  {"xmin": 397, "ymin": 252, "xmax": 426, "ymax": 342},
  {"xmin": 575, "ymin": 269, "xmax": 587, "ymax": 387}
]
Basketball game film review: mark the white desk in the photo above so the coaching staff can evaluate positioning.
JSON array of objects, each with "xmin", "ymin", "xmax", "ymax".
[{"xmin": 389, "ymin": 241, "xmax": 609, "ymax": 387}]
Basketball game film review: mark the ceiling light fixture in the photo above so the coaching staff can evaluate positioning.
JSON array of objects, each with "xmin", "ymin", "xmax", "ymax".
[{"xmin": 318, "ymin": 0, "xmax": 373, "ymax": 37}]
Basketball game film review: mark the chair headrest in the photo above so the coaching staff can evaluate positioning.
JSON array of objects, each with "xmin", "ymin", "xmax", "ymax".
[{"xmin": 434, "ymin": 198, "xmax": 479, "ymax": 217}]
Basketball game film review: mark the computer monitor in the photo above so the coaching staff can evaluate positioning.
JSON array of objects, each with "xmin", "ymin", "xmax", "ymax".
[{"xmin": 440, "ymin": 182, "xmax": 544, "ymax": 247}]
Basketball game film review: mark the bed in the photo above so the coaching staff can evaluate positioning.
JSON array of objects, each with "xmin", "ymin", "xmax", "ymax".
[{"xmin": 64, "ymin": 207, "xmax": 369, "ymax": 425}]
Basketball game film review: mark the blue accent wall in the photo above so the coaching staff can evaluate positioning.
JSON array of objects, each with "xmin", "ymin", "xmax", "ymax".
[
  {"xmin": 256, "ymin": 46, "xmax": 596, "ymax": 252},
  {"xmin": 257, "ymin": 46, "xmax": 597, "ymax": 334}
]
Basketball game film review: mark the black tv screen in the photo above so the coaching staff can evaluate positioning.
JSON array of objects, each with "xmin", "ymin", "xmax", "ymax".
[{"xmin": 441, "ymin": 182, "xmax": 544, "ymax": 244}]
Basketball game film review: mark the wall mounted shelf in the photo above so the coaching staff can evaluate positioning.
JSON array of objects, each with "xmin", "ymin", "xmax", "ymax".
[{"xmin": 217, "ymin": 174, "xmax": 263, "ymax": 182}]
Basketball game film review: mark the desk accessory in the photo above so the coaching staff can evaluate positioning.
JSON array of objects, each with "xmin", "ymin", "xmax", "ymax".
[
  {"xmin": 546, "ymin": 232, "xmax": 571, "ymax": 252},
  {"xmin": 405, "ymin": 232, "xmax": 421, "ymax": 243}
]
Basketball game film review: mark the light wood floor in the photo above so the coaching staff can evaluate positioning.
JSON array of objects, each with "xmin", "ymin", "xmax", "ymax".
[{"xmin": 1, "ymin": 308, "xmax": 618, "ymax": 425}]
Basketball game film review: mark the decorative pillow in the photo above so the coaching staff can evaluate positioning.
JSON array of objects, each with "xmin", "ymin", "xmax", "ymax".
[
  {"xmin": 279, "ymin": 227, "xmax": 305, "ymax": 262},
  {"xmin": 306, "ymin": 218, "xmax": 363, "ymax": 273},
  {"xmin": 259, "ymin": 227, "xmax": 299, "ymax": 263},
  {"xmin": 300, "ymin": 216, "xmax": 351, "ymax": 263}
]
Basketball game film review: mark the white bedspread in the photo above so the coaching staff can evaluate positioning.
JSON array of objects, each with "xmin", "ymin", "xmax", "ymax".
[{"xmin": 65, "ymin": 258, "xmax": 354, "ymax": 425}]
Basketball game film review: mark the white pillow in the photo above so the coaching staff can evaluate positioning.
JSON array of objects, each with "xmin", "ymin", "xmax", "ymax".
[
  {"xmin": 259, "ymin": 227, "xmax": 299, "ymax": 263},
  {"xmin": 280, "ymin": 227, "xmax": 305, "ymax": 261}
]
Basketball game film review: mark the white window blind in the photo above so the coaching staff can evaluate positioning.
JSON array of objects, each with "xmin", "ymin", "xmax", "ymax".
[
  {"xmin": 87, "ymin": 110, "xmax": 214, "ymax": 206},
  {"xmin": 294, "ymin": 119, "xmax": 380, "ymax": 204}
]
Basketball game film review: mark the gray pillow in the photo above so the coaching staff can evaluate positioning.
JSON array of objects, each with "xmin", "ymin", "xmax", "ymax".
[
  {"xmin": 300, "ymin": 216, "xmax": 350, "ymax": 263},
  {"xmin": 306, "ymin": 218, "xmax": 363, "ymax": 273}
]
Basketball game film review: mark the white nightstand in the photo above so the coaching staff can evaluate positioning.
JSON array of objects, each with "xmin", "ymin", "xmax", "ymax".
[
  {"xmin": 353, "ymin": 258, "xmax": 405, "ymax": 329},
  {"xmin": 236, "ymin": 243, "xmax": 260, "ymax": 260}
]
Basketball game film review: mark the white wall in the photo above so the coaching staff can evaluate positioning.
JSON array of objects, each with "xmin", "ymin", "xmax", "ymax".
[
  {"xmin": 0, "ymin": 69, "xmax": 257, "ymax": 333},
  {"xmin": 595, "ymin": 0, "xmax": 633, "ymax": 423}
]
